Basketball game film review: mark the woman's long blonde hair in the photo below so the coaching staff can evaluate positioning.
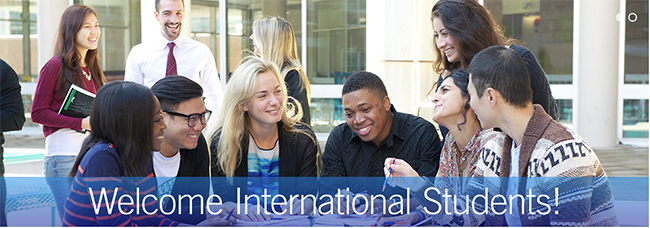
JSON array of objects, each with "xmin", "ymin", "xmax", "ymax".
[
  {"xmin": 208, "ymin": 56, "xmax": 315, "ymax": 177},
  {"xmin": 252, "ymin": 16, "xmax": 310, "ymax": 103}
]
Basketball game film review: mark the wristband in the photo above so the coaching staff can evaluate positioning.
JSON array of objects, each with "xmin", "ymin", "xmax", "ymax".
[{"xmin": 411, "ymin": 210, "xmax": 421, "ymax": 223}]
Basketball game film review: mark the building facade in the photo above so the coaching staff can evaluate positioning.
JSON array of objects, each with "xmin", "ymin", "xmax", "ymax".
[{"xmin": 1, "ymin": 0, "xmax": 647, "ymax": 147}]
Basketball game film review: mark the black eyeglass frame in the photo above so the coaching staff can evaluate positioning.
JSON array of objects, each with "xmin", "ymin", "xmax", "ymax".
[{"xmin": 162, "ymin": 109, "xmax": 212, "ymax": 127}]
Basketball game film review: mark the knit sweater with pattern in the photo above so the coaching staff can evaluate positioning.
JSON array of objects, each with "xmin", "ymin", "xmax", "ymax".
[{"xmin": 412, "ymin": 105, "xmax": 618, "ymax": 226}]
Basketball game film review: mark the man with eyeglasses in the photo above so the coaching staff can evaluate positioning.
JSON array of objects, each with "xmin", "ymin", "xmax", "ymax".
[{"xmin": 151, "ymin": 76, "xmax": 212, "ymax": 224}]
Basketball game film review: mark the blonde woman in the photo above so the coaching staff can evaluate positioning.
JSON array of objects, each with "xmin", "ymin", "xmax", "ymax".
[
  {"xmin": 208, "ymin": 56, "xmax": 319, "ymax": 220},
  {"xmin": 251, "ymin": 16, "xmax": 311, "ymax": 125}
]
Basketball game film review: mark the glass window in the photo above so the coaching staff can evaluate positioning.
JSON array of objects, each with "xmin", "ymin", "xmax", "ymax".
[
  {"xmin": 484, "ymin": 0, "xmax": 573, "ymax": 84},
  {"xmin": 621, "ymin": 0, "xmax": 648, "ymax": 140},
  {"xmin": 0, "ymin": 0, "xmax": 37, "ymax": 79},
  {"xmin": 192, "ymin": 3, "xmax": 218, "ymax": 34},
  {"xmin": 82, "ymin": 0, "xmax": 140, "ymax": 80},
  {"xmin": 222, "ymin": 0, "xmax": 302, "ymax": 79},
  {"xmin": 9, "ymin": 11, "xmax": 35, "ymax": 34},
  {"xmin": 311, "ymin": 98, "xmax": 346, "ymax": 133},
  {"xmin": 623, "ymin": 99, "xmax": 649, "ymax": 138},
  {"xmin": 306, "ymin": 0, "xmax": 365, "ymax": 133},
  {"xmin": 624, "ymin": 0, "xmax": 648, "ymax": 84},
  {"xmin": 0, "ymin": 0, "xmax": 19, "ymax": 21},
  {"xmin": 191, "ymin": 1, "xmax": 219, "ymax": 70},
  {"xmin": 556, "ymin": 99, "xmax": 572, "ymax": 125},
  {"xmin": 307, "ymin": 0, "xmax": 365, "ymax": 84},
  {"xmin": 226, "ymin": 7, "xmax": 251, "ymax": 75}
]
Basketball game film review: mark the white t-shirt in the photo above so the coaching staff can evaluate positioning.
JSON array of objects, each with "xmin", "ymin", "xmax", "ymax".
[
  {"xmin": 505, "ymin": 141, "xmax": 522, "ymax": 226},
  {"xmin": 153, "ymin": 150, "xmax": 181, "ymax": 206}
]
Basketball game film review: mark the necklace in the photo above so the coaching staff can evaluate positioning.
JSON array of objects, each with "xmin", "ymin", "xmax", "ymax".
[{"xmin": 81, "ymin": 68, "xmax": 91, "ymax": 81}]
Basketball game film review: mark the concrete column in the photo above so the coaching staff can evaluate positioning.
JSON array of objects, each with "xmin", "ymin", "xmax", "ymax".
[
  {"xmin": 185, "ymin": 0, "xmax": 192, "ymax": 37},
  {"xmin": 141, "ymin": 0, "xmax": 156, "ymax": 42},
  {"xmin": 574, "ymin": 0, "xmax": 619, "ymax": 148},
  {"xmin": 483, "ymin": 0, "xmax": 502, "ymax": 25},
  {"xmin": 37, "ymin": 0, "xmax": 71, "ymax": 70},
  {"xmin": 366, "ymin": 0, "xmax": 437, "ymax": 115},
  {"xmin": 141, "ymin": 0, "xmax": 192, "ymax": 43},
  {"xmin": 262, "ymin": 0, "xmax": 287, "ymax": 18}
]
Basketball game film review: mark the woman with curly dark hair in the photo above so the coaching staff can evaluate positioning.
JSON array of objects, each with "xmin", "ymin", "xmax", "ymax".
[{"xmin": 430, "ymin": 0, "xmax": 558, "ymax": 140}]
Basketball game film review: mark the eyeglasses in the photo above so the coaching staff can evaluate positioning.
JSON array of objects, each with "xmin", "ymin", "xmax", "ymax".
[{"xmin": 162, "ymin": 109, "xmax": 212, "ymax": 127}]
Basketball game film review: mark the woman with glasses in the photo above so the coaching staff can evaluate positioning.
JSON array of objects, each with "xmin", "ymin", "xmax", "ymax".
[
  {"xmin": 30, "ymin": 5, "xmax": 105, "ymax": 219},
  {"xmin": 150, "ymin": 75, "xmax": 212, "ymax": 224},
  {"xmin": 64, "ymin": 81, "xmax": 234, "ymax": 226},
  {"xmin": 207, "ymin": 56, "xmax": 319, "ymax": 220}
]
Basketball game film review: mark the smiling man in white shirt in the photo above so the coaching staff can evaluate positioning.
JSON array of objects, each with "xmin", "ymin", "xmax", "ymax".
[{"xmin": 125, "ymin": 0, "xmax": 222, "ymax": 114}]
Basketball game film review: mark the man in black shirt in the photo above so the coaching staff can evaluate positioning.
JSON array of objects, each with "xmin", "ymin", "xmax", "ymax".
[
  {"xmin": 320, "ymin": 71, "xmax": 442, "ymax": 215},
  {"xmin": 0, "ymin": 59, "xmax": 25, "ymax": 226},
  {"xmin": 151, "ymin": 76, "xmax": 211, "ymax": 224}
]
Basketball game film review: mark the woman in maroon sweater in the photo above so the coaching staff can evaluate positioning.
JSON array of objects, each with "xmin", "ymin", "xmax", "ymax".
[{"xmin": 30, "ymin": 5, "xmax": 105, "ymax": 220}]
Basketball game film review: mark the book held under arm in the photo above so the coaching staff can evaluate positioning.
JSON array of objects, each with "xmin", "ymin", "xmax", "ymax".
[{"xmin": 58, "ymin": 84, "xmax": 95, "ymax": 118}]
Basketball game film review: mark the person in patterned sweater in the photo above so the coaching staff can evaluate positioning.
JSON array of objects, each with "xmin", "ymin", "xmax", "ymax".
[
  {"xmin": 383, "ymin": 45, "xmax": 617, "ymax": 226},
  {"xmin": 465, "ymin": 45, "xmax": 617, "ymax": 226}
]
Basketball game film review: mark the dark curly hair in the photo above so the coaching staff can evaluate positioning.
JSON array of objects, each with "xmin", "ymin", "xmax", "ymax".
[{"xmin": 443, "ymin": 70, "xmax": 471, "ymax": 131}]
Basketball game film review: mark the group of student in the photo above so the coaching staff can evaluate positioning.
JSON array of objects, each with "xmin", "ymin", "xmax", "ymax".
[{"xmin": 25, "ymin": 0, "xmax": 619, "ymax": 226}]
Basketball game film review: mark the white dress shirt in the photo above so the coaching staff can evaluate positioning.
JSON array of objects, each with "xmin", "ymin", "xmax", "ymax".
[{"xmin": 124, "ymin": 32, "xmax": 223, "ymax": 113}]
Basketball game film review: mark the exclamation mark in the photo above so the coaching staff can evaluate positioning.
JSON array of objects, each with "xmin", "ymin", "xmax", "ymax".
[{"xmin": 554, "ymin": 187, "xmax": 559, "ymax": 215}]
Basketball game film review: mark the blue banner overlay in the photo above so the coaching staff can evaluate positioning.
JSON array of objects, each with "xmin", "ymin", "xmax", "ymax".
[{"xmin": 4, "ymin": 177, "xmax": 648, "ymax": 226}]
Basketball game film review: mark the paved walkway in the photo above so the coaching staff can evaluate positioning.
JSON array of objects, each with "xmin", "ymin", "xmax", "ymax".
[
  {"xmin": 3, "ymin": 134, "xmax": 648, "ymax": 177},
  {"xmin": 595, "ymin": 145, "xmax": 649, "ymax": 177},
  {"xmin": 4, "ymin": 135, "xmax": 46, "ymax": 176}
]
